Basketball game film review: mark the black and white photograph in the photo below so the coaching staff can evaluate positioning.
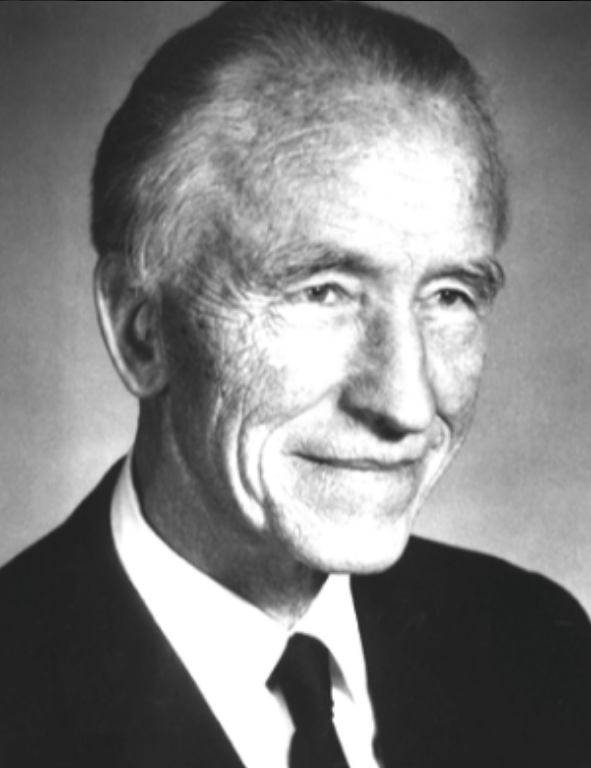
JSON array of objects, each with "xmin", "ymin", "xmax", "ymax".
[{"xmin": 1, "ymin": 2, "xmax": 590, "ymax": 766}]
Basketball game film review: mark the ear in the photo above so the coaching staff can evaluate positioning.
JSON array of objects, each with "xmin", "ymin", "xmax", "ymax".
[{"xmin": 94, "ymin": 255, "xmax": 168, "ymax": 398}]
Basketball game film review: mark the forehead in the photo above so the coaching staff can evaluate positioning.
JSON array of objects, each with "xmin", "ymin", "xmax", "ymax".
[
  {"xmin": 253, "ymin": 115, "xmax": 494, "ymax": 280},
  {"xmin": 182, "ymin": 90, "xmax": 497, "ymax": 297}
]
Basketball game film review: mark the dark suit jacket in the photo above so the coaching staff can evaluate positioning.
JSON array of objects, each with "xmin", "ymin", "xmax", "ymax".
[{"xmin": 1, "ymin": 461, "xmax": 590, "ymax": 768}]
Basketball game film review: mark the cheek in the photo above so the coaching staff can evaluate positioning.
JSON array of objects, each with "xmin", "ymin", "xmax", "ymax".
[
  {"xmin": 427, "ymin": 324, "xmax": 486, "ymax": 426},
  {"xmin": 258, "ymin": 320, "xmax": 355, "ymax": 411}
]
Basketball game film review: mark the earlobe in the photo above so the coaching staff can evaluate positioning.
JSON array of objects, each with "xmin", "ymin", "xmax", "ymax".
[{"xmin": 94, "ymin": 255, "xmax": 168, "ymax": 398}]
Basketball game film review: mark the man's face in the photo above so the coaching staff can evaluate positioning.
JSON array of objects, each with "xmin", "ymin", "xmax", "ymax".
[{"xmin": 158, "ymin": 118, "xmax": 501, "ymax": 577}]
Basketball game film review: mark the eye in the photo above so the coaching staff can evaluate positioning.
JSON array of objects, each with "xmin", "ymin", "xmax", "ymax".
[
  {"xmin": 302, "ymin": 283, "xmax": 345, "ymax": 305},
  {"xmin": 282, "ymin": 277, "xmax": 357, "ymax": 313},
  {"xmin": 436, "ymin": 288, "xmax": 474, "ymax": 309}
]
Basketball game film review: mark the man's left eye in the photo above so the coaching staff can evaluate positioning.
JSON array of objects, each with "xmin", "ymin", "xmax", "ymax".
[
  {"xmin": 436, "ymin": 288, "xmax": 474, "ymax": 309},
  {"xmin": 303, "ymin": 283, "xmax": 345, "ymax": 304}
]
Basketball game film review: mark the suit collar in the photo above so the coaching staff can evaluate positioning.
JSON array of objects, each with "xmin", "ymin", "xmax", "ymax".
[{"xmin": 49, "ymin": 461, "xmax": 247, "ymax": 768}]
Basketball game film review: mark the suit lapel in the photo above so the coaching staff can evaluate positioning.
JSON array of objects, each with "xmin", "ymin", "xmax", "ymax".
[
  {"xmin": 352, "ymin": 546, "xmax": 427, "ymax": 768},
  {"xmin": 49, "ymin": 463, "xmax": 247, "ymax": 768},
  {"xmin": 352, "ymin": 539, "xmax": 501, "ymax": 768},
  {"xmin": 352, "ymin": 539, "xmax": 469, "ymax": 768}
]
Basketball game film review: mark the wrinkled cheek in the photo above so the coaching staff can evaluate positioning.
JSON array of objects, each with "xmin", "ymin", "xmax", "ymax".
[
  {"xmin": 161, "ymin": 299, "xmax": 222, "ymax": 402},
  {"xmin": 181, "ymin": 320, "xmax": 269, "ymax": 417}
]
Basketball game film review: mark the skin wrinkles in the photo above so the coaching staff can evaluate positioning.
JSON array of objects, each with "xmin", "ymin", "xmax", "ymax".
[
  {"xmin": 136, "ymin": 110, "xmax": 502, "ymax": 626},
  {"xmin": 178, "ymin": 147, "xmax": 502, "ymax": 322},
  {"xmin": 204, "ymin": 89, "xmax": 422, "ymax": 281},
  {"xmin": 203, "ymin": 93, "xmax": 482, "ymax": 301}
]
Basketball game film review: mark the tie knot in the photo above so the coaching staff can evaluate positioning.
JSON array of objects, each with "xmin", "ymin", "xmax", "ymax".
[{"xmin": 268, "ymin": 633, "xmax": 334, "ymax": 730}]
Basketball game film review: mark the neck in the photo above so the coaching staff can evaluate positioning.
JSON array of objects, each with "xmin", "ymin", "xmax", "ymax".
[{"xmin": 132, "ymin": 411, "xmax": 327, "ymax": 628}]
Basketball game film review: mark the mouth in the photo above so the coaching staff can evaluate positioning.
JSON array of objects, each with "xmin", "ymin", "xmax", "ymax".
[{"xmin": 293, "ymin": 453, "xmax": 418, "ymax": 473}]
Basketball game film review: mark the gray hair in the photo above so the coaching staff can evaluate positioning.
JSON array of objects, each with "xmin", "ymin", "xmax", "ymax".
[{"xmin": 91, "ymin": 0, "xmax": 508, "ymax": 294}]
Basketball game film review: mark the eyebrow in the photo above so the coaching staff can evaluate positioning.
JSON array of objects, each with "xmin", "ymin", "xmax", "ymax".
[
  {"xmin": 259, "ymin": 243, "xmax": 385, "ymax": 288},
  {"xmin": 421, "ymin": 258, "xmax": 506, "ymax": 302},
  {"xmin": 258, "ymin": 242, "xmax": 506, "ymax": 300}
]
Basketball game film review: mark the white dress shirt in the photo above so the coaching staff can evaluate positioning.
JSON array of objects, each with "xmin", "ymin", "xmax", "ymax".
[{"xmin": 111, "ymin": 455, "xmax": 381, "ymax": 768}]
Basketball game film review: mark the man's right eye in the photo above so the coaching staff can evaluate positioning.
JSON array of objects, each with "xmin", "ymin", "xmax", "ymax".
[
  {"xmin": 280, "ymin": 277, "xmax": 357, "ymax": 311},
  {"xmin": 300, "ymin": 283, "xmax": 348, "ymax": 305}
]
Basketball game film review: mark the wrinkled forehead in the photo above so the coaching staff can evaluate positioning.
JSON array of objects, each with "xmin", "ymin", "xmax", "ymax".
[
  {"xmin": 232, "ymin": 88, "xmax": 490, "ymax": 249},
  {"xmin": 168, "ymin": 77, "xmax": 500, "ymax": 298}
]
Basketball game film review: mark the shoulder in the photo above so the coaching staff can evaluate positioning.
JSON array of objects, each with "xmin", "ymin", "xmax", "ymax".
[
  {"xmin": 0, "ymin": 460, "xmax": 124, "ymax": 655},
  {"xmin": 354, "ymin": 537, "xmax": 591, "ymax": 764},
  {"xmin": 407, "ymin": 535, "xmax": 590, "ymax": 630},
  {"xmin": 359, "ymin": 535, "xmax": 591, "ymax": 658},
  {"xmin": 0, "ymin": 460, "xmax": 125, "ymax": 763},
  {"xmin": 0, "ymin": 459, "xmax": 123, "ymax": 610},
  {"xmin": 355, "ymin": 535, "xmax": 591, "ymax": 686}
]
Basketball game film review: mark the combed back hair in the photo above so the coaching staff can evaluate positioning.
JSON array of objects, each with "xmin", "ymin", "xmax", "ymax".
[{"xmin": 91, "ymin": 0, "xmax": 509, "ymax": 294}]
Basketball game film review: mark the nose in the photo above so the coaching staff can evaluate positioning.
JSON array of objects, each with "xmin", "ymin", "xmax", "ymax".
[{"xmin": 340, "ymin": 307, "xmax": 436, "ymax": 438}]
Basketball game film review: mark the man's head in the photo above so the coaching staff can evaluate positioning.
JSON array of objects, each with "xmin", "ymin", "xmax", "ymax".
[{"xmin": 93, "ymin": 1, "xmax": 507, "ymax": 598}]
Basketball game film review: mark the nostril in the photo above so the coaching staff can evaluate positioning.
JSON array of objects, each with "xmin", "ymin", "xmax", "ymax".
[
  {"xmin": 370, "ymin": 412, "xmax": 413, "ymax": 440},
  {"xmin": 338, "ymin": 382, "xmax": 435, "ymax": 439},
  {"xmin": 340, "ymin": 397, "xmax": 412, "ymax": 440}
]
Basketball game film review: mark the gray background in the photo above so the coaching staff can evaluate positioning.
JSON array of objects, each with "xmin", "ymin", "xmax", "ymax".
[{"xmin": 1, "ymin": 1, "xmax": 590, "ymax": 612}]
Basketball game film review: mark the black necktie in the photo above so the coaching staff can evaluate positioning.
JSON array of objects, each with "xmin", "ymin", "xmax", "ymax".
[{"xmin": 268, "ymin": 633, "xmax": 350, "ymax": 768}]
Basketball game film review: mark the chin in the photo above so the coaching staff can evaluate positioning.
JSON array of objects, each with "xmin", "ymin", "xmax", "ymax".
[{"xmin": 280, "ymin": 501, "xmax": 418, "ymax": 577}]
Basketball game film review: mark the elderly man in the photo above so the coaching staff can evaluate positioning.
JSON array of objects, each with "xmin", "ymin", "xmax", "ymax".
[{"xmin": 1, "ymin": 2, "xmax": 590, "ymax": 767}]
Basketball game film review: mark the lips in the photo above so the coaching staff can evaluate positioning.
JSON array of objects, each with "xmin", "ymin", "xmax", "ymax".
[
  {"xmin": 288, "ymin": 425, "xmax": 445, "ymax": 473},
  {"xmin": 293, "ymin": 452, "xmax": 420, "ymax": 473}
]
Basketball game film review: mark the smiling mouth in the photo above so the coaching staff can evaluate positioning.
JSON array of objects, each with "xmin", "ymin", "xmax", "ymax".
[{"xmin": 294, "ymin": 453, "xmax": 417, "ymax": 472}]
